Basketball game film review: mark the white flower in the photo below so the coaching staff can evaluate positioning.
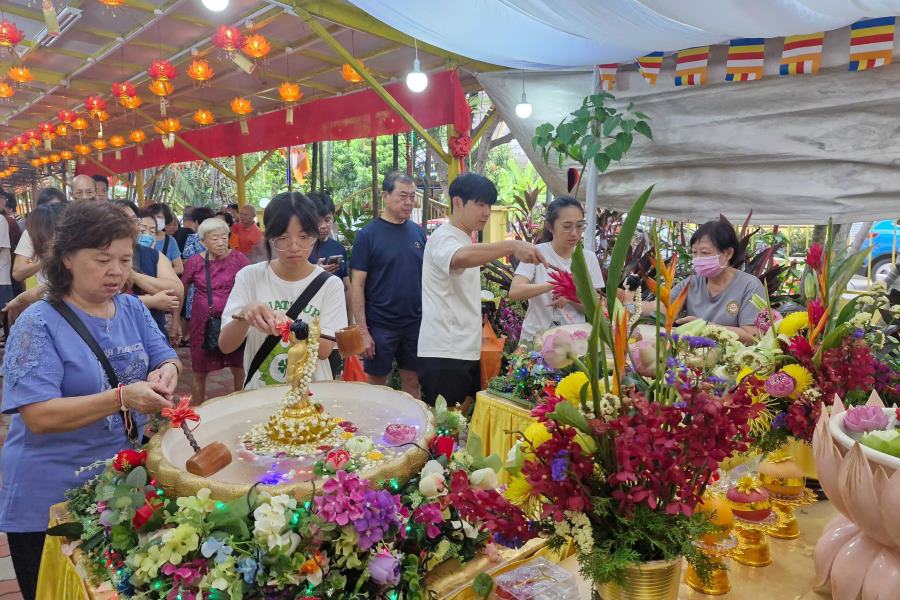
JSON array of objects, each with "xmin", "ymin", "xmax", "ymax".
[
  {"xmin": 858, "ymin": 295, "xmax": 875, "ymax": 306},
  {"xmin": 345, "ymin": 435, "xmax": 375, "ymax": 457},
  {"xmin": 418, "ymin": 460, "xmax": 447, "ymax": 499},
  {"xmin": 871, "ymin": 282, "xmax": 887, "ymax": 294},
  {"xmin": 469, "ymin": 468, "xmax": 498, "ymax": 490},
  {"xmin": 849, "ymin": 312, "xmax": 872, "ymax": 328},
  {"xmin": 891, "ymin": 305, "xmax": 900, "ymax": 319}
]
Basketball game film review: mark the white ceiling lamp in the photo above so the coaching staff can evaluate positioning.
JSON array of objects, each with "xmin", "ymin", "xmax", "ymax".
[
  {"xmin": 514, "ymin": 74, "xmax": 533, "ymax": 119},
  {"xmin": 405, "ymin": 39, "xmax": 428, "ymax": 93},
  {"xmin": 201, "ymin": 0, "xmax": 229, "ymax": 12}
]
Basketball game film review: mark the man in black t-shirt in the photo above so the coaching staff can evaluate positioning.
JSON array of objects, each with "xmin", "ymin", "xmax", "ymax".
[{"xmin": 349, "ymin": 172, "xmax": 425, "ymax": 398}]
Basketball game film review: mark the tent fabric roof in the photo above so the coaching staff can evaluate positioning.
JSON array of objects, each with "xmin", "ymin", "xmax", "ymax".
[
  {"xmin": 478, "ymin": 28, "xmax": 900, "ymax": 224},
  {"xmin": 346, "ymin": 0, "xmax": 900, "ymax": 69}
]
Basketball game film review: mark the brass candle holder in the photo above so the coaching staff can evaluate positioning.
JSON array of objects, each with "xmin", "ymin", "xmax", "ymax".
[
  {"xmin": 685, "ymin": 534, "xmax": 737, "ymax": 595},
  {"xmin": 730, "ymin": 513, "xmax": 777, "ymax": 567},
  {"xmin": 767, "ymin": 488, "xmax": 817, "ymax": 540}
]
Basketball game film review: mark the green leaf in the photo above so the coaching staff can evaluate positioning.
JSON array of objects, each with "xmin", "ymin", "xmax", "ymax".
[
  {"xmin": 556, "ymin": 122, "xmax": 576, "ymax": 146},
  {"xmin": 813, "ymin": 324, "xmax": 851, "ymax": 366},
  {"xmin": 835, "ymin": 297, "xmax": 861, "ymax": 328},
  {"xmin": 606, "ymin": 186, "xmax": 655, "ymax": 307},
  {"xmin": 634, "ymin": 121, "xmax": 653, "ymax": 139},
  {"xmin": 45, "ymin": 522, "xmax": 83, "ymax": 539},
  {"xmin": 571, "ymin": 242, "xmax": 599, "ymax": 322},
  {"xmin": 548, "ymin": 401, "xmax": 591, "ymax": 434},
  {"xmin": 125, "ymin": 466, "xmax": 147, "ymax": 488},
  {"xmin": 473, "ymin": 573, "xmax": 494, "ymax": 598},
  {"xmin": 634, "ymin": 111, "xmax": 650, "ymax": 120},
  {"xmin": 827, "ymin": 250, "xmax": 868, "ymax": 324},
  {"xmin": 602, "ymin": 115, "xmax": 621, "ymax": 137},
  {"xmin": 80, "ymin": 531, "xmax": 105, "ymax": 553},
  {"xmin": 594, "ymin": 153, "xmax": 611, "ymax": 173},
  {"xmin": 474, "ymin": 453, "xmax": 503, "ymax": 473},
  {"xmin": 605, "ymin": 139, "xmax": 623, "ymax": 161}
]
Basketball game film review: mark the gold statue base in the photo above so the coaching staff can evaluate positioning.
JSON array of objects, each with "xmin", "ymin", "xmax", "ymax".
[
  {"xmin": 767, "ymin": 488, "xmax": 816, "ymax": 541},
  {"xmin": 264, "ymin": 392, "xmax": 335, "ymax": 447},
  {"xmin": 731, "ymin": 525, "xmax": 772, "ymax": 567},
  {"xmin": 685, "ymin": 558, "xmax": 730, "ymax": 595}
]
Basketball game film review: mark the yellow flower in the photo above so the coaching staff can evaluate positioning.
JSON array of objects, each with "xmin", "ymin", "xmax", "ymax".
[
  {"xmin": 781, "ymin": 364, "xmax": 812, "ymax": 399},
  {"xmin": 556, "ymin": 372, "xmax": 590, "ymax": 405},
  {"xmin": 777, "ymin": 312, "xmax": 809, "ymax": 337},
  {"xmin": 341, "ymin": 431, "xmax": 354, "ymax": 440},
  {"xmin": 737, "ymin": 366, "xmax": 754, "ymax": 383},
  {"xmin": 366, "ymin": 451, "xmax": 384, "ymax": 461},
  {"xmin": 504, "ymin": 474, "xmax": 533, "ymax": 506},
  {"xmin": 522, "ymin": 422, "xmax": 551, "ymax": 459}
]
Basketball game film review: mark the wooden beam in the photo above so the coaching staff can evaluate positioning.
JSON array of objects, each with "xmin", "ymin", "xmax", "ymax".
[
  {"xmin": 136, "ymin": 169, "xmax": 145, "ymax": 206},
  {"xmin": 295, "ymin": 4, "xmax": 452, "ymax": 164},
  {"xmin": 471, "ymin": 109, "xmax": 497, "ymax": 145},
  {"xmin": 245, "ymin": 149, "xmax": 276, "ymax": 180},
  {"xmin": 235, "ymin": 155, "xmax": 246, "ymax": 207}
]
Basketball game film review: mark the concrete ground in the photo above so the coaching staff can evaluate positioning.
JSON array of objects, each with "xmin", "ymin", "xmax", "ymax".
[{"xmin": 0, "ymin": 344, "xmax": 235, "ymax": 598}]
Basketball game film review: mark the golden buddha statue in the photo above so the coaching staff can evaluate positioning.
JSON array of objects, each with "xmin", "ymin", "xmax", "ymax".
[{"xmin": 265, "ymin": 318, "xmax": 335, "ymax": 448}]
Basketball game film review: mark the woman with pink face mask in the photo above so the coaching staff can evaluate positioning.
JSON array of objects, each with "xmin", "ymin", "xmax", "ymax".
[{"xmin": 640, "ymin": 219, "xmax": 764, "ymax": 343}]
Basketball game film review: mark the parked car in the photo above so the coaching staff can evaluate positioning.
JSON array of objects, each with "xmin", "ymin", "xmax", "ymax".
[{"xmin": 860, "ymin": 219, "xmax": 900, "ymax": 280}]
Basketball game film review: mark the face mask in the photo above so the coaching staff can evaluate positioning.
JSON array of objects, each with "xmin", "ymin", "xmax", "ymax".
[
  {"xmin": 137, "ymin": 234, "xmax": 155, "ymax": 248},
  {"xmin": 156, "ymin": 218, "xmax": 166, "ymax": 231},
  {"xmin": 692, "ymin": 254, "xmax": 725, "ymax": 278}
]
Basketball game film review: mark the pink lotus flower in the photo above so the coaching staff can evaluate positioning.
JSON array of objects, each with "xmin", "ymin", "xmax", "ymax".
[
  {"xmin": 540, "ymin": 329, "xmax": 588, "ymax": 369},
  {"xmin": 844, "ymin": 405, "xmax": 891, "ymax": 434},
  {"xmin": 764, "ymin": 371, "xmax": 796, "ymax": 398},
  {"xmin": 629, "ymin": 337, "xmax": 657, "ymax": 377},
  {"xmin": 325, "ymin": 449, "xmax": 351, "ymax": 471}
]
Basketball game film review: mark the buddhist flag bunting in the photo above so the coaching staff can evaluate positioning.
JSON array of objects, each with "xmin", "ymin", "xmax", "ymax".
[
  {"xmin": 674, "ymin": 46, "xmax": 710, "ymax": 86},
  {"xmin": 725, "ymin": 38, "xmax": 765, "ymax": 81},
  {"xmin": 849, "ymin": 16, "xmax": 895, "ymax": 71},
  {"xmin": 636, "ymin": 52, "xmax": 664, "ymax": 85},
  {"xmin": 780, "ymin": 32, "xmax": 825, "ymax": 75},
  {"xmin": 598, "ymin": 63, "xmax": 618, "ymax": 91}
]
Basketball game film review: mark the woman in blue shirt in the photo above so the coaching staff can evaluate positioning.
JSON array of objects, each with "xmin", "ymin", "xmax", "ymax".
[{"xmin": 0, "ymin": 202, "xmax": 180, "ymax": 600}]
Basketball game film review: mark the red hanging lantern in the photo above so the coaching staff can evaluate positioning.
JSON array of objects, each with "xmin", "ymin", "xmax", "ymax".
[
  {"xmin": 0, "ymin": 21, "xmax": 25, "ymax": 49},
  {"xmin": 155, "ymin": 117, "xmax": 181, "ymax": 149},
  {"xmin": 120, "ymin": 94, "xmax": 142, "ymax": 109},
  {"xmin": 111, "ymin": 81, "xmax": 136, "ymax": 101},
  {"xmin": 39, "ymin": 122, "xmax": 54, "ymax": 150},
  {"xmin": 60, "ymin": 150, "xmax": 74, "ymax": 161},
  {"xmin": 0, "ymin": 82, "xmax": 14, "ymax": 101},
  {"xmin": 49, "ymin": 153, "xmax": 61, "ymax": 163},
  {"xmin": 85, "ymin": 95, "xmax": 107, "ymax": 120},
  {"xmin": 108, "ymin": 134, "xmax": 125, "ymax": 160},
  {"xmin": 341, "ymin": 62, "xmax": 366, "ymax": 84},
  {"xmin": 148, "ymin": 79, "xmax": 173, "ymax": 116},
  {"xmin": 148, "ymin": 59, "xmax": 176, "ymax": 82},
  {"xmin": 57, "ymin": 109, "xmax": 76, "ymax": 124},
  {"xmin": 24, "ymin": 129, "xmax": 38, "ymax": 141},
  {"xmin": 8, "ymin": 66, "xmax": 32, "ymax": 86},
  {"xmin": 212, "ymin": 25, "xmax": 244, "ymax": 55}
]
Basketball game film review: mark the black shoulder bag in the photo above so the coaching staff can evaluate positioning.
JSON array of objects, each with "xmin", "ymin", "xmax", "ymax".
[
  {"xmin": 243, "ymin": 270, "xmax": 331, "ymax": 387},
  {"xmin": 162, "ymin": 235, "xmax": 171, "ymax": 257},
  {"xmin": 201, "ymin": 252, "xmax": 222, "ymax": 352},
  {"xmin": 48, "ymin": 300, "xmax": 139, "ymax": 446}
]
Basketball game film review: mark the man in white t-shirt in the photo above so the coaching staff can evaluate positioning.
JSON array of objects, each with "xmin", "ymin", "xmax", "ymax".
[{"xmin": 417, "ymin": 173, "xmax": 546, "ymax": 407}]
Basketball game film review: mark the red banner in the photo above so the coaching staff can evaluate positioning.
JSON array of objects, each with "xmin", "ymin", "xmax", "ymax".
[{"xmin": 84, "ymin": 69, "xmax": 470, "ymax": 174}]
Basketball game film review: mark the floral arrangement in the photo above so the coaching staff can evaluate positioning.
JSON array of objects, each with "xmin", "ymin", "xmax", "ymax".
[
  {"xmin": 729, "ymin": 232, "xmax": 900, "ymax": 452},
  {"xmin": 467, "ymin": 188, "xmax": 760, "ymax": 588},
  {"xmin": 53, "ymin": 427, "xmax": 512, "ymax": 600},
  {"xmin": 487, "ymin": 344, "xmax": 562, "ymax": 406},
  {"xmin": 846, "ymin": 404, "xmax": 900, "ymax": 457}
]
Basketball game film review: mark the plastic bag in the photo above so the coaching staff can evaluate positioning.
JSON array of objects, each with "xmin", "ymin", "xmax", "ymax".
[
  {"xmin": 341, "ymin": 354, "xmax": 367, "ymax": 382},
  {"xmin": 481, "ymin": 320, "xmax": 506, "ymax": 389}
]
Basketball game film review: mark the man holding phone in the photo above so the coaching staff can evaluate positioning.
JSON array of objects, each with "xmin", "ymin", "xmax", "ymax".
[{"xmin": 350, "ymin": 172, "xmax": 425, "ymax": 399}]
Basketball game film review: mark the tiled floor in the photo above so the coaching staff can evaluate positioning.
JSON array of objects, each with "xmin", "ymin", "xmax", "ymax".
[{"xmin": 0, "ymin": 344, "xmax": 235, "ymax": 598}]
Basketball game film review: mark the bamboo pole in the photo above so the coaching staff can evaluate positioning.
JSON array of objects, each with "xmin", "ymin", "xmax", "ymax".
[
  {"xmin": 136, "ymin": 169, "xmax": 145, "ymax": 207},
  {"xmin": 295, "ymin": 4, "xmax": 453, "ymax": 165},
  {"xmin": 446, "ymin": 125, "xmax": 461, "ymax": 188},
  {"xmin": 245, "ymin": 149, "xmax": 276, "ymax": 180},
  {"xmin": 235, "ymin": 155, "xmax": 247, "ymax": 208},
  {"xmin": 371, "ymin": 138, "xmax": 379, "ymax": 218}
]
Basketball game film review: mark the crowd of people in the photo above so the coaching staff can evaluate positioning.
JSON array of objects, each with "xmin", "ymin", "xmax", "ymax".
[{"xmin": 0, "ymin": 169, "xmax": 767, "ymax": 600}]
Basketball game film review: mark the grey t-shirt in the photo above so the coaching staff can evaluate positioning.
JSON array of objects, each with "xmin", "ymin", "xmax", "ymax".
[{"xmin": 671, "ymin": 269, "xmax": 764, "ymax": 327}]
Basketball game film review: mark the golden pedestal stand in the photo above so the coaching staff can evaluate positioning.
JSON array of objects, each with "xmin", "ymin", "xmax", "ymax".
[
  {"xmin": 685, "ymin": 535, "xmax": 738, "ymax": 595},
  {"xmin": 730, "ymin": 513, "xmax": 777, "ymax": 567},
  {"xmin": 767, "ymin": 488, "xmax": 817, "ymax": 540}
]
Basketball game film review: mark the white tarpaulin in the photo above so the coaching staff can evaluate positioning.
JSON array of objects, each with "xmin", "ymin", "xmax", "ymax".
[
  {"xmin": 347, "ymin": 0, "xmax": 900, "ymax": 69},
  {"xmin": 478, "ymin": 28, "xmax": 900, "ymax": 224}
]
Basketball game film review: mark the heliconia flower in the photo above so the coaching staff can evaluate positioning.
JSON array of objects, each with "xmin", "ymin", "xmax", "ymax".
[
  {"xmin": 764, "ymin": 371, "xmax": 797, "ymax": 398},
  {"xmin": 807, "ymin": 298, "xmax": 826, "ymax": 331},
  {"xmin": 806, "ymin": 243, "xmax": 824, "ymax": 272},
  {"xmin": 547, "ymin": 269, "xmax": 579, "ymax": 304},
  {"xmin": 844, "ymin": 405, "xmax": 890, "ymax": 434}
]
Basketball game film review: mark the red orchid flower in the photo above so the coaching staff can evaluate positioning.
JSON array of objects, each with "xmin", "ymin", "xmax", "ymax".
[
  {"xmin": 547, "ymin": 269, "xmax": 579, "ymax": 304},
  {"xmin": 161, "ymin": 398, "xmax": 200, "ymax": 431}
]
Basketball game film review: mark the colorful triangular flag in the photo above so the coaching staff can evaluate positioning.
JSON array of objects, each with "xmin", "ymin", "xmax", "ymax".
[
  {"xmin": 598, "ymin": 63, "xmax": 618, "ymax": 91},
  {"xmin": 636, "ymin": 52, "xmax": 664, "ymax": 86},
  {"xmin": 725, "ymin": 38, "xmax": 766, "ymax": 81},
  {"xmin": 674, "ymin": 46, "xmax": 710, "ymax": 86},
  {"xmin": 849, "ymin": 16, "xmax": 895, "ymax": 71},
  {"xmin": 780, "ymin": 33, "xmax": 825, "ymax": 75}
]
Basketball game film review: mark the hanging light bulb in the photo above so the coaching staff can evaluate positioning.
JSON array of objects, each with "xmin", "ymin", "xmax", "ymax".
[
  {"xmin": 201, "ymin": 0, "xmax": 229, "ymax": 12},
  {"xmin": 515, "ymin": 75, "xmax": 532, "ymax": 119},
  {"xmin": 405, "ymin": 40, "xmax": 428, "ymax": 93}
]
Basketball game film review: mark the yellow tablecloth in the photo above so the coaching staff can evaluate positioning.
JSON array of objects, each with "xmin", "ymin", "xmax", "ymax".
[{"xmin": 467, "ymin": 390, "xmax": 536, "ymax": 483}]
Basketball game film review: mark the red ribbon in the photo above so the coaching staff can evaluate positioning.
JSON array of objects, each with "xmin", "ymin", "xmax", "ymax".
[
  {"xmin": 161, "ymin": 398, "xmax": 200, "ymax": 431},
  {"xmin": 275, "ymin": 321, "xmax": 292, "ymax": 343}
]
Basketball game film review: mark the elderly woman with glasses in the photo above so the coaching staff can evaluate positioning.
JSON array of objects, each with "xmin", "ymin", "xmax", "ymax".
[
  {"xmin": 178, "ymin": 218, "xmax": 249, "ymax": 403},
  {"xmin": 508, "ymin": 196, "xmax": 604, "ymax": 342},
  {"xmin": 219, "ymin": 193, "xmax": 347, "ymax": 389}
]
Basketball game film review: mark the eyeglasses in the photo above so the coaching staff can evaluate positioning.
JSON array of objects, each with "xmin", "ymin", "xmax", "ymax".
[
  {"xmin": 560, "ymin": 221, "xmax": 588, "ymax": 233},
  {"xmin": 271, "ymin": 234, "xmax": 316, "ymax": 251}
]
